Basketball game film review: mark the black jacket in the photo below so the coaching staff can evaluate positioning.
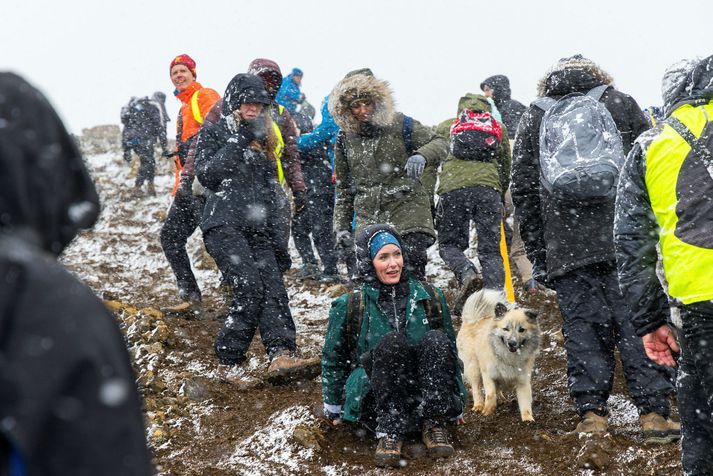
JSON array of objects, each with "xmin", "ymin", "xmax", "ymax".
[
  {"xmin": 511, "ymin": 60, "xmax": 650, "ymax": 280},
  {"xmin": 0, "ymin": 73, "xmax": 152, "ymax": 475},
  {"xmin": 480, "ymin": 75, "xmax": 527, "ymax": 135}
]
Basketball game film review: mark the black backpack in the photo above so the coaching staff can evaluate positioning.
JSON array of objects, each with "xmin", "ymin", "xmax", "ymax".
[
  {"xmin": 343, "ymin": 281, "xmax": 442, "ymax": 368},
  {"xmin": 449, "ymin": 109, "xmax": 503, "ymax": 161},
  {"xmin": 126, "ymin": 97, "xmax": 160, "ymax": 132}
]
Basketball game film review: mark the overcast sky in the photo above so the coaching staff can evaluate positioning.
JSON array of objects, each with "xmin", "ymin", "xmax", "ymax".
[{"xmin": 3, "ymin": 0, "xmax": 711, "ymax": 134}]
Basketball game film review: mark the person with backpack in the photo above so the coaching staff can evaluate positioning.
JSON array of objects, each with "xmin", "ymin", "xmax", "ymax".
[
  {"xmin": 480, "ymin": 74, "xmax": 527, "ymax": 135},
  {"xmin": 120, "ymin": 95, "xmax": 167, "ymax": 196},
  {"xmin": 322, "ymin": 224, "xmax": 466, "ymax": 467},
  {"xmin": 614, "ymin": 55, "xmax": 713, "ymax": 475},
  {"xmin": 0, "ymin": 72, "xmax": 152, "ymax": 476},
  {"xmin": 511, "ymin": 54, "xmax": 678, "ymax": 439},
  {"xmin": 159, "ymin": 54, "xmax": 220, "ymax": 314},
  {"xmin": 434, "ymin": 93, "xmax": 511, "ymax": 312},
  {"xmin": 195, "ymin": 73, "xmax": 319, "ymax": 383},
  {"xmin": 329, "ymin": 69, "xmax": 448, "ymax": 280}
]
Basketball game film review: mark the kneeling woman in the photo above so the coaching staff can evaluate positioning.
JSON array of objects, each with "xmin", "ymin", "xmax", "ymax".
[{"xmin": 322, "ymin": 224, "xmax": 467, "ymax": 467}]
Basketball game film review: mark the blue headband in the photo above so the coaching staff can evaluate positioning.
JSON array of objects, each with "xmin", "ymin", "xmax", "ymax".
[{"xmin": 369, "ymin": 231, "xmax": 401, "ymax": 259}]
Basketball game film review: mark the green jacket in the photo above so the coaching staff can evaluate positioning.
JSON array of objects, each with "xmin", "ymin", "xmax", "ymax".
[
  {"xmin": 333, "ymin": 112, "xmax": 447, "ymax": 237},
  {"xmin": 321, "ymin": 277, "xmax": 467, "ymax": 422},
  {"xmin": 435, "ymin": 93, "xmax": 512, "ymax": 196}
]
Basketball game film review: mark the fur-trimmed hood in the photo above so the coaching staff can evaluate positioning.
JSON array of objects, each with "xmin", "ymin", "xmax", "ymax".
[
  {"xmin": 328, "ymin": 70, "xmax": 395, "ymax": 134},
  {"xmin": 536, "ymin": 54, "xmax": 615, "ymax": 97}
]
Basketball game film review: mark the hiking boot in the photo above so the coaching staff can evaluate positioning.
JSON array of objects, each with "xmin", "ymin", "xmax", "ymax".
[
  {"xmin": 146, "ymin": 183, "xmax": 156, "ymax": 196},
  {"xmin": 452, "ymin": 270, "xmax": 483, "ymax": 315},
  {"xmin": 265, "ymin": 351, "xmax": 321, "ymax": 385},
  {"xmin": 374, "ymin": 435, "xmax": 403, "ymax": 467},
  {"xmin": 640, "ymin": 412, "xmax": 681, "ymax": 444},
  {"xmin": 422, "ymin": 424, "xmax": 455, "ymax": 459},
  {"xmin": 161, "ymin": 299, "xmax": 202, "ymax": 319},
  {"xmin": 296, "ymin": 263, "xmax": 320, "ymax": 280},
  {"xmin": 575, "ymin": 411, "xmax": 608, "ymax": 434}
]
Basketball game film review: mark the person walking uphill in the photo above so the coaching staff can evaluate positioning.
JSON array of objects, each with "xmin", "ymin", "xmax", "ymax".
[
  {"xmin": 434, "ymin": 93, "xmax": 511, "ymax": 311},
  {"xmin": 322, "ymin": 224, "xmax": 467, "ymax": 467},
  {"xmin": 160, "ymin": 54, "xmax": 220, "ymax": 314},
  {"xmin": 329, "ymin": 69, "xmax": 448, "ymax": 280},
  {"xmin": 614, "ymin": 55, "xmax": 713, "ymax": 475},
  {"xmin": 480, "ymin": 74, "xmax": 527, "ymax": 135},
  {"xmin": 510, "ymin": 54, "xmax": 678, "ymax": 439},
  {"xmin": 195, "ymin": 74, "xmax": 319, "ymax": 383},
  {"xmin": 276, "ymin": 67, "xmax": 305, "ymax": 115},
  {"xmin": 0, "ymin": 72, "xmax": 152, "ymax": 475}
]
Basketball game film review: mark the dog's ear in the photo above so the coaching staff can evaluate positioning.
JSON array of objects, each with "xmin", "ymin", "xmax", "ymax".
[
  {"xmin": 494, "ymin": 302, "xmax": 508, "ymax": 320},
  {"xmin": 524, "ymin": 310, "xmax": 538, "ymax": 323}
]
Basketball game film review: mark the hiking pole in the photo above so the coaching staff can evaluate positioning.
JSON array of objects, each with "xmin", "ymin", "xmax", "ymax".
[{"xmin": 499, "ymin": 220, "xmax": 516, "ymax": 303}]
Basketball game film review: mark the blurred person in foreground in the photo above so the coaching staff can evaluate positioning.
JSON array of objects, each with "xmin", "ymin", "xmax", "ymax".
[{"xmin": 0, "ymin": 72, "xmax": 152, "ymax": 475}]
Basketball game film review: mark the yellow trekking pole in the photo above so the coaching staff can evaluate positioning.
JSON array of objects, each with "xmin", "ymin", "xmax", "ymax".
[{"xmin": 500, "ymin": 220, "xmax": 515, "ymax": 303}]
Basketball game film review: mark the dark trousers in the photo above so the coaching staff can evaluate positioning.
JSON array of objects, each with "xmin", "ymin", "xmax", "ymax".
[
  {"xmin": 552, "ymin": 263, "xmax": 674, "ymax": 416},
  {"xmin": 204, "ymin": 226, "xmax": 296, "ymax": 364},
  {"xmin": 364, "ymin": 330, "xmax": 462, "ymax": 436},
  {"xmin": 677, "ymin": 301, "xmax": 713, "ymax": 476},
  {"xmin": 292, "ymin": 163, "xmax": 338, "ymax": 273},
  {"xmin": 160, "ymin": 188, "xmax": 205, "ymax": 299},
  {"xmin": 437, "ymin": 186, "xmax": 504, "ymax": 288},
  {"xmin": 131, "ymin": 141, "xmax": 155, "ymax": 187},
  {"xmin": 402, "ymin": 232, "xmax": 434, "ymax": 281}
]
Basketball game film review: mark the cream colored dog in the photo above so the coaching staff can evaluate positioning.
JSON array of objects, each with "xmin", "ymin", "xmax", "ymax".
[{"xmin": 456, "ymin": 289, "xmax": 541, "ymax": 422}]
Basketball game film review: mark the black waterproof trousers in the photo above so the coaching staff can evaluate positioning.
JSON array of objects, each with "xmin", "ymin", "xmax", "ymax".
[
  {"xmin": 402, "ymin": 232, "xmax": 434, "ymax": 281},
  {"xmin": 437, "ymin": 185, "xmax": 504, "ymax": 288},
  {"xmin": 292, "ymin": 162, "xmax": 338, "ymax": 273},
  {"xmin": 552, "ymin": 262, "xmax": 674, "ymax": 417},
  {"xmin": 131, "ymin": 141, "xmax": 155, "ymax": 188},
  {"xmin": 204, "ymin": 226, "xmax": 296, "ymax": 364},
  {"xmin": 676, "ymin": 301, "xmax": 713, "ymax": 476},
  {"xmin": 160, "ymin": 187, "xmax": 205, "ymax": 299},
  {"xmin": 363, "ymin": 330, "xmax": 462, "ymax": 436}
]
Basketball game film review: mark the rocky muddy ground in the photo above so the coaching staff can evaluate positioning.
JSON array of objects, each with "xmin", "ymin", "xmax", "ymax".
[{"xmin": 61, "ymin": 129, "xmax": 682, "ymax": 475}]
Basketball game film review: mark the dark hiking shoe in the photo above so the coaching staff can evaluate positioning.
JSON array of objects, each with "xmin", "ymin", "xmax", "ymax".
[
  {"xmin": 374, "ymin": 435, "xmax": 403, "ymax": 467},
  {"xmin": 640, "ymin": 413, "xmax": 681, "ymax": 444},
  {"xmin": 296, "ymin": 263, "xmax": 320, "ymax": 280},
  {"xmin": 452, "ymin": 271, "xmax": 483, "ymax": 315},
  {"xmin": 422, "ymin": 425, "xmax": 454, "ymax": 459},
  {"xmin": 146, "ymin": 183, "xmax": 156, "ymax": 197},
  {"xmin": 576, "ymin": 411, "xmax": 608, "ymax": 434},
  {"xmin": 264, "ymin": 351, "xmax": 321, "ymax": 385},
  {"xmin": 523, "ymin": 278, "xmax": 539, "ymax": 294}
]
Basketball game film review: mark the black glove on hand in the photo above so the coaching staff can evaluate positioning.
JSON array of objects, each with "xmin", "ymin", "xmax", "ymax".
[
  {"xmin": 405, "ymin": 154, "xmax": 426, "ymax": 180},
  {"xmin": 293, "ymin": 190, "xmax": 308, "ymax": 214},
  {"xmin": 335, "ymin": 230, "xmax": 353, "ymax": 256}
]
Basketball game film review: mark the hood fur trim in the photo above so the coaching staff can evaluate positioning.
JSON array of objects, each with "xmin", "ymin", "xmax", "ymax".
[
  {"xmin": 536, "ymin": 55, "xmax": 615, "ymax": 97},
  {"xmin": 328, "ymin": 73, "xmax": 395, "ymax": 133}
]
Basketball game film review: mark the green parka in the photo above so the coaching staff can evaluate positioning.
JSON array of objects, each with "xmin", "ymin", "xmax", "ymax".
[
  {"xmin": 329, "ymin": 71, "xmax": 447, "ymax": 237},
  {"xmin": 435, "ymin": 93, "xmax": 511, "ymax": 196},
  {"xmin": 321, "ymin": 277, "xmax": 468, "ymax": 422}
]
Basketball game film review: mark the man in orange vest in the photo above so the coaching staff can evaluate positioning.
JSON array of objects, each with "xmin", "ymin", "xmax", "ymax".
[{"xmin": 160, "ymin": 54, "xmax": 220, "ymax": 315}]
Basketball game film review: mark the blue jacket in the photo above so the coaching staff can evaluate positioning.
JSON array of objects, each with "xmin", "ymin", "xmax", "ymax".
[
  {"xmin": 296, "ymin": 96, "xmax": 339, "ymax": 164},
  {"xmin": 276, "ymin": 73, "xmax": 302, "ymax": 115}
]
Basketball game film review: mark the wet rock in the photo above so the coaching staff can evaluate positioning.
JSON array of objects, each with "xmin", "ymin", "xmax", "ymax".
[
  {"xmin": 180, "ymin": 377, "xmax": 211, "ymax": 402},
  {"xmin": 292, "ymin": 424, "xmax": 325, "ymax": 451},
  {"xmin": 142, "ymin": 307, "xmax": 164, "ymax": 321},
  {"xmin": 577, "ymin": 436, "xmax": 612, "ymax": 471},
  {"xmin": 104, "ymin": 300, "xmax": 126, "ymax": 313},
  {"xmin": 327, "ymin": 283, "xmax": 349, "ymax": 298},
  {"xmin": 150, "ymin": 322, "xmax": 171, "ymax": 343}
]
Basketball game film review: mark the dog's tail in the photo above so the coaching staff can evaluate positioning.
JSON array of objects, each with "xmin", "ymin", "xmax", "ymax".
[{"xmin": 460, "ymin": 289, "xmax": 507, "ymax": 324}]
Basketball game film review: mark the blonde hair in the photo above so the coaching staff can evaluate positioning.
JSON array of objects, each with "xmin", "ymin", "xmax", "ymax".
[{"xmin": 234, "ymin": 108, "xmax": 278, "ymax": 162}]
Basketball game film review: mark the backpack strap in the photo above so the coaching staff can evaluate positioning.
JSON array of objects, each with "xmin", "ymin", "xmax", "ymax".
[
  {"xmin": 586, "ymin": 84, "xmax": 610, "ymax": 102},
  {"xmin": 403, "ymin": 115, "xmax": 414, "ymax": 156},
  {"xmin": 344, "ymin": 289, "xmax": 364, "ymax": 369},
  {"xmin": 419, "ymin": 281, "xmax": 443, "ymax": 330},
  {"xmin": 190, "ymin": 90, "xmax": 204, "ymax": 124},
  {"xmin": 532, "ymin": 97, "xmax": 557, "ymax": 112},
  {"xmin": 668, "ymin": 116, "xmax": 713, "ymax": 171}
]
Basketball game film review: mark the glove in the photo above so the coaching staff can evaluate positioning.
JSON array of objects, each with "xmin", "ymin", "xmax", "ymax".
[
  {"xmin": 405, "ymin": 154, "xmax": 426, "ymax": 180},
  {"xmin": 335, "ymin": 230, "xmax": 353, "ymax": 256},
  {"xmin": 293, "ymin": 190, "xmax": 308, "ymax": 214},
  {"xmin": 244, "ymin": 116, "xmax": 267, "ymax": 140}
]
